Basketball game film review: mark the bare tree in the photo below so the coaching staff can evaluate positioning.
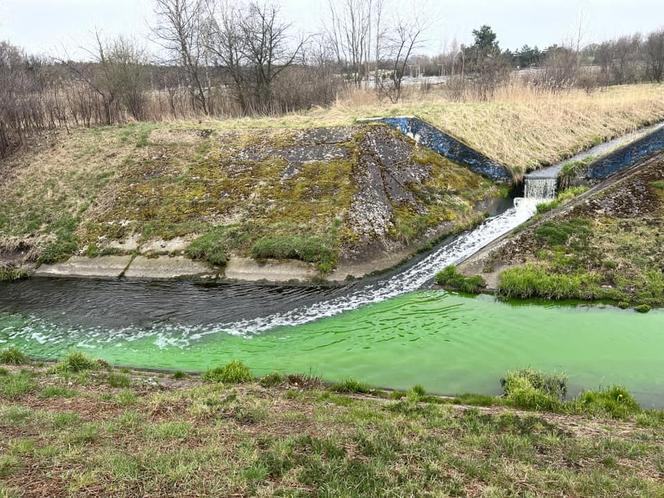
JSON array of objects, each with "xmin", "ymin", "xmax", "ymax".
[
  {"xmin": 376, "ymin": 16, "xmax": 424, "ymax": 102},
  {"xmin": 645, "ymin": 28, "xmax": 664, "ymax": 82},
  {"xmin": 152, "ymin": 0, "xmax": 209, "ymax": 114},
  {"xmin": 326, "ymin": 0, "xmax": 376, "ymax": 86},
  {"xmin": 60, "ymin": 32, "xmax": 148, "ymax": 124},
  {"xmin": 205, "ymin": 0, "xmax": 304, "ymax": 114}
]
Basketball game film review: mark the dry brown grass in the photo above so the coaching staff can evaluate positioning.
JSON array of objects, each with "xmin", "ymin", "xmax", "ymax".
[{"xmin": 190, "ymin": 82, "xmax": 664, "ymax": 178}]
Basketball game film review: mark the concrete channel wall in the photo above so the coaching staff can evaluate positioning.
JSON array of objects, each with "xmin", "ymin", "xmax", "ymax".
[
  {"xmin": 376, "ymin": 116, "xmax": 514, "ymax": 183},
  {"xmin": 586, "ymin": 125, "xmax": 664, "ymax": 179}
]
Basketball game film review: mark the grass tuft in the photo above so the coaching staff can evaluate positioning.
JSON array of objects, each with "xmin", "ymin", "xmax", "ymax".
[
  {"xmin": 203, "ymin": 360, "xmax": 253, "ymax": 384},
  {"xmin": 55, "ymin": 352, "xmax": 99, "ymax": 373},
  {"xmin": 330, "ymin": 378, "xmax": 371, "ymax": 394},
  {"xmin": 574, "ymin": 386, "xmax": 640, "ymax": 419},
  {"xmin": 0, "ymin": 347, "xmax": 29, "ymax": 365},
  {"xmin": 501, "ymin": 369, "xmax": 567, "ymax": 411},
  {"xmin": 435, "ymin": 265, "xmax": 486, "ymax": 293}
]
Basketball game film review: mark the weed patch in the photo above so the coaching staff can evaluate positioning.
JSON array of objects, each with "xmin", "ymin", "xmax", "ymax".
[
  {"xmin": 203, "ymin": 360, "xmax": 253, "ymax": 384},
  {"xmin": 435, "ymin": 265, "xmax": 486, "ymax": 293},
  {"xmin": 54, "ymin": 352, "xmax": 100, "ymax": 373},
  {"xmin": 0, "ymin": 347, "xmax": 29, "ymax": 365}
]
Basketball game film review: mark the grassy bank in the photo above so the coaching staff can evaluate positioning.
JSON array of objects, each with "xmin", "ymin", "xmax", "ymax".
[
  {"xmin": 1, "ymin": 350, "xmax": 663, "ymax": 497},
  {"xmin": 0, "ymin": 123, "xmax": 495, "ymax": 273},
  {"xmin": 481, "ymin": 153, "xmax": 664, "ymax": 309},
  {"xmin": 1, "ymin": 83, "xmax": 663, "ymax": 275}
]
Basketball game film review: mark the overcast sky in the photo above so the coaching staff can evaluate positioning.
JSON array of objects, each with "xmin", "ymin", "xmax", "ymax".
[{"xmin": 1, "ymin": 0, "xmax": 663, "ymax": 59}]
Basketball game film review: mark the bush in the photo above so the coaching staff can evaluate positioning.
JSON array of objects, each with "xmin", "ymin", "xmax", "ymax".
[
  {"xmin": 330, "ymin": 378, "xmax": 371, "ymax": 394},
  {"xmin": 56, "ymin": 352, "xmax": 99, "ymax": 373},
  {"xmin": 0, "ymin": 347, "xmax": 29, "ymax": 365},
  {"xmin": 435, "ymin": 266, "xmax": 486, "ymax": 294},
  {"xmin": 203, "ymin": 361, "xmax": 253, "ymax": 384},
  {"xmin": 501, "ymin": 369, "xmax": 567, "ymax": 412},
  {"xmin": 574, "ymin": 386, "xmax": 640, "ymax": 419}
]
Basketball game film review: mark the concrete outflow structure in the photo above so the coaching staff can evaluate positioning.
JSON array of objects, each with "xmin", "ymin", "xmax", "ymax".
[
  {"xmin": 522, "ymin": 121, "xmax": 664, "ymax": 200},
  {"xmin": 368, "ymin": 116, "xmax": 514, "ymax": 183}
]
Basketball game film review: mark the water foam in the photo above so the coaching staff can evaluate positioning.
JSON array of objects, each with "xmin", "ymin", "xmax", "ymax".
[
  {"xmin": 2, "ymin": 199, "xmax": 538, "ymax": 348},
  {"xmin": 217, "ymin": 198, "xmax": 539, "ymax": 336}
]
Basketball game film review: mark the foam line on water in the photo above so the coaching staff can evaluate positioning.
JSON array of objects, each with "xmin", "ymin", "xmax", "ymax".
[{"xmin": 215, "ymin": 198, "xmax": 539, "ymax": 336}]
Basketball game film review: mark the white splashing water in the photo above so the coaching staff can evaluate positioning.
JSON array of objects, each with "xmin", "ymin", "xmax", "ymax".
[
  {"xmin": 2, "ymin": 199, "xmax": 539, "ymax": 349},
  {"xmin": 219, "ymin": 198, "xmax": 540, "ymax": 336}
]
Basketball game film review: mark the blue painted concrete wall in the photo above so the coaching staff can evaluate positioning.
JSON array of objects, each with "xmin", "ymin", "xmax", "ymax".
[
  {"xmin": 379, "ymin": 117, "xmax": 513, "ymax": 183},
  {"xmin": 586, "ymin": 126, "xmax": 664, "ymax": 179}
]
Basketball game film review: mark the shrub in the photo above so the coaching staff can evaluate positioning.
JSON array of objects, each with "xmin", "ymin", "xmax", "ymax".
[
  {"xmin": 56, "ymin": 352, "xmax": 99, "ymax": 373},
  {"xmin": 203, "ymin": 360, "xmax": 253, "ymax": 383},
  {"xmin": 574, "ymin": 386, "xmax": 640, "ymax": 419},
  {"xmin": 435, "ymin": 266, "xmax": 486, "ymax": 294},
  {"xmin": 330, "ymin": 378, "xmax": 371, "ymax": 394},
  {"xmin": 650, "ymin": 180, "xmax": 664, "ymax": 190},
  {"xmin": 0, "ymin": 347, "xmax": 29, "ymax": 365},
  {"xmin": 411, "ymin": 385, "xmax": 426, "ymax": 397},
  {"xmin": 172, "ymin": 370, "xmax": 187, "ymax": 380}
]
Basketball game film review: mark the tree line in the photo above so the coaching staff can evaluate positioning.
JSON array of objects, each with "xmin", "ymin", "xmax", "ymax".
[{"xmin": 1, "ymin": 0, "xmax": 664, "ymax": 158}]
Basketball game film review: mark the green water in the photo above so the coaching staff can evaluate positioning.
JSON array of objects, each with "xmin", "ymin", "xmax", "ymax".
[{"xmin": 2, "ymin": 291, "xmax": 663, "ymax": 406}]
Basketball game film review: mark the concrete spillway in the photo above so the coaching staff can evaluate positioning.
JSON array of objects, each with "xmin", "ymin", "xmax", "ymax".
[{"xmin": 523, "ymin": 121, "xmax": 664, "ymax": 200}]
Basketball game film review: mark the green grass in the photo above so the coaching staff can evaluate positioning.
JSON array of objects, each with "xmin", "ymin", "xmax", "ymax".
[
  {"xmin": 251, "ymin": 234, "xmax": 337, "ymax": 272},
  {"xmin": 650, "ymin": 180, "xmax": 664, "ymax": 190},
  {"xmin": 573, "ymin": 386, "xmax": 640, "ymax": 419},
  {"xmin": 330, "ymin": 378, "xmax": 372, "ymax": 394},
  {"xmin": 434, "ymin": 265, "xmax": 486, "ymax": 293},
  {"xmin": 0, "ymin": 372, "xmax": 37, "ymax": 399},
  {"xmin": 185, "ymin": 227, "xmax": 233, "ymax": 267},
  {"xmin": 203, "ymin": 360, "xmax": 253, "ymax": 384},
  {"xmin": 497, "ymin": 264, "xmax": 604, "ymax": 300},
  {"xmin": 501, "ymin": 369, "xmax": 567, "ymax": 411},
  {"xmin": 0, "ymin": 347, "xmax": 29, "ymax": 365},
  {"xmin": 54, "ymin": 352, "xmax": 100, "ymax": 373},
  {"xmin": 0, "ymin": 266, "xmax": 28, "ymax": 281},
  {"xmin": 2, "ymin": 364, "xmax": 664, "ymax": 496},
  {"xmin": 535, "ymin": 186, "xmax": 589, "ymax": 214},
  {"xmin": 107, "ymin": 372, "xmax": 131, "ymax": 388},
  {"xmin": 534, "ymin": 218, "xmax": 592, "ymax": 246}
]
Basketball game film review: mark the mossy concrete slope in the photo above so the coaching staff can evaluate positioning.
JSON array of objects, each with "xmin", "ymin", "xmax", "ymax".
[{"xmin": 0, "ymin": 122, "xmax": 501, "ymax": 282}]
